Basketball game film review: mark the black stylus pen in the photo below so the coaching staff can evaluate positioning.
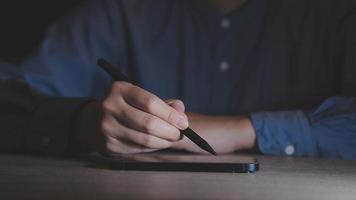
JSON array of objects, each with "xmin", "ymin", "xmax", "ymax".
[{"xmin": 97, "ymin": 58, "xmax": 216, "ymax": 155}]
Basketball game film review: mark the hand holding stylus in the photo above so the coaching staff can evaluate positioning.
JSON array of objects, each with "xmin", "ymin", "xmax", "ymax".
[
  {"xmin": 97, "ymin": 59, "xmax": 216, "ymax": 155},
  {"xmin": 76, "ymin": 59, "xmax": 216, "ymax": 155},
  {"xmin": 77, "ymin": 81, "xmax": 189, "ymax": 154}
]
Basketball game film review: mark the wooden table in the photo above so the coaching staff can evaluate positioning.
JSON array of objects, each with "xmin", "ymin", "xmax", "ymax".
[{"xmin": 0, "ymin": 153, "xmax": 356, "ymax": 200}]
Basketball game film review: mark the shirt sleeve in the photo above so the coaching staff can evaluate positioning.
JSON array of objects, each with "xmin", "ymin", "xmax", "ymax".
[
  {"xmin": 251, "ymin": 97, "xmax": 356, "ymax": 159},
  {"xmin": 0, "ymin": 80, "xmax": 93, "ymax": 155}
]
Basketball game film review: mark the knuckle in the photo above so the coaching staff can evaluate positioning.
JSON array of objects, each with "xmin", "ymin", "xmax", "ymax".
[
  {"xmin": 102, "ymin": 100, "xmax": 116, "ymax": 113},
  {"xmin": 143, "ymin": 95, "xmax": 158, "ymax": 112},
  {"xmin": 142, "ymin": 136, "xmax": 154, "ymax": 148},
  {"xmin": 167, "ymin": 110, "xmax": 177, "ymax": 124},
  {"xmin": 142, "ymin": 115, "xmax": 157, "ymax": 133},
  {"xmin": 111, "ymin": 82, "xmax": 132, "ymax": 96},
  {"xmin": 102, "ymin": 98, "xmax": 124, "ymax": 115},
  {"xmin": 112, "ymin": 81, "xmax": 126, "ymax": 91},
  {"xmin": 100, "ymin": 119, "xmax": 112, "ymax": 134}
]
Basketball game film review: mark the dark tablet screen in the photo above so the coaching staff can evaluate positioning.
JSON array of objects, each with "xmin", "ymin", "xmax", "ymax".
[{"xmin": 109, "ymin": 153, "xmax": 259, "ymax": 173}]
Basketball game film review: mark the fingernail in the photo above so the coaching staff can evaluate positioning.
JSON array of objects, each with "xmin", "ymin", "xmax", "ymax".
[{"xmin": 177, "ymin": 116, "xmax": 189, "ymax": 129}]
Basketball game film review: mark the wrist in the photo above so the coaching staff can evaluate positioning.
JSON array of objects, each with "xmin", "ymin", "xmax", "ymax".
[{"xmin": 233, "ymin": 116, "xmax": 256, "ymax": 150}]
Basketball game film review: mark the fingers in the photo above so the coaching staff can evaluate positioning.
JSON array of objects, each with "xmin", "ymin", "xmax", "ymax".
[
  {"xmin": 121, "ymin": 84, "xmax": 189, "ymax": 130},
  {"xmin": 102, "ymin": 114, "xmax": 174, "ymax": 149},
  {"xmin": 114, "ymin": 103, "xmax": 181, "ymax": 141}
]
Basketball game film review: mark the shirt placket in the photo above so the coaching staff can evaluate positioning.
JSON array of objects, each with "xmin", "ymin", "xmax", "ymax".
[{"xmin": 209, "ymin": 16, "xmax": 236, "ymax": 115}]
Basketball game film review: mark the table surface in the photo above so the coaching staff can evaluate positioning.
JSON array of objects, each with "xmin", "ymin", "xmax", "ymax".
[{"xmin": 0, "ymin": 153, "xmax": 356, "ymax": 200}]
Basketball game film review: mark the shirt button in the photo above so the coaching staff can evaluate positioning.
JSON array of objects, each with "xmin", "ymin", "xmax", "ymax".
[
  {"xmin": 219, "ymin": 61, "xmax": 230, "ymax": 72},
  {"xmin": 221, "ymin": 18, "xmax": 230, "ymax": 29},
  {"xmin": 285, "ymin": 145, "xmax": 295, "ymax": 155},
  {"xmin": 42, "ymin": 136, "xmax": 51, "ymax": 146}
]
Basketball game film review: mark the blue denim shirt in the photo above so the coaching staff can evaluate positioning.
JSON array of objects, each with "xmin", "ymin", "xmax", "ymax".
[{"xmin": 2, "ymin": 0, "xmax": 356, "ymax": 159}]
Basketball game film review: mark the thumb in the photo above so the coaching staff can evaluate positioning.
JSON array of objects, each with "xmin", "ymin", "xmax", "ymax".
[{"xmin": 165, "ymin": 99, "xmax": 185, "ymax": 114}]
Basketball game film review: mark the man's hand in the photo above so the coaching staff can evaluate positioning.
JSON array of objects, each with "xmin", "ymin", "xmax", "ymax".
[
  {"xmin": 172, "ymin": 113, "xmax": 256, "ymax": 154},
  {"xmin": 77, "ymin": 81, "xmax": 189, "ymax": 155}
]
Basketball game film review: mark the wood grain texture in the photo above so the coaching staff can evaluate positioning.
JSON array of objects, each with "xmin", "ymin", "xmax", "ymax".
[{"xmin": 0, "ymin": 154, "xmax": 356, "ymax": 200}]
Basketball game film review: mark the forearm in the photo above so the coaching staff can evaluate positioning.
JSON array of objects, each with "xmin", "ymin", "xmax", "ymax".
[{"xmin": 0, "ymin": 80, "xmax": 93, "ymax": 155}]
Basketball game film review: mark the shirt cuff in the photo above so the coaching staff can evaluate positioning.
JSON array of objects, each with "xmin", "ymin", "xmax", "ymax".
[
  {"xmin": 250, "ymin": 110, "xmax": 318, "ymax": 157},
  {"xmin": 25, "ymin": 97, "xmax": 93, "ymax": 155}
]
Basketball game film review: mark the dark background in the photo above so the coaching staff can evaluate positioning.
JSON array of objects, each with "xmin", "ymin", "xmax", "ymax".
[{"xmin": 0, "ymin": 1, "xmax": 84, "ymax": 62}]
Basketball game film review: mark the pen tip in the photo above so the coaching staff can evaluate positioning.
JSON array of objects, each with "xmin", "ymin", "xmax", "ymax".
[
  {"xmin": 211, "ymin": 150, "xmax": 217, "ymax": 156},
  {"xmin": 205, "ymin": 146, "xmax": 217, "ymax": 156}
]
